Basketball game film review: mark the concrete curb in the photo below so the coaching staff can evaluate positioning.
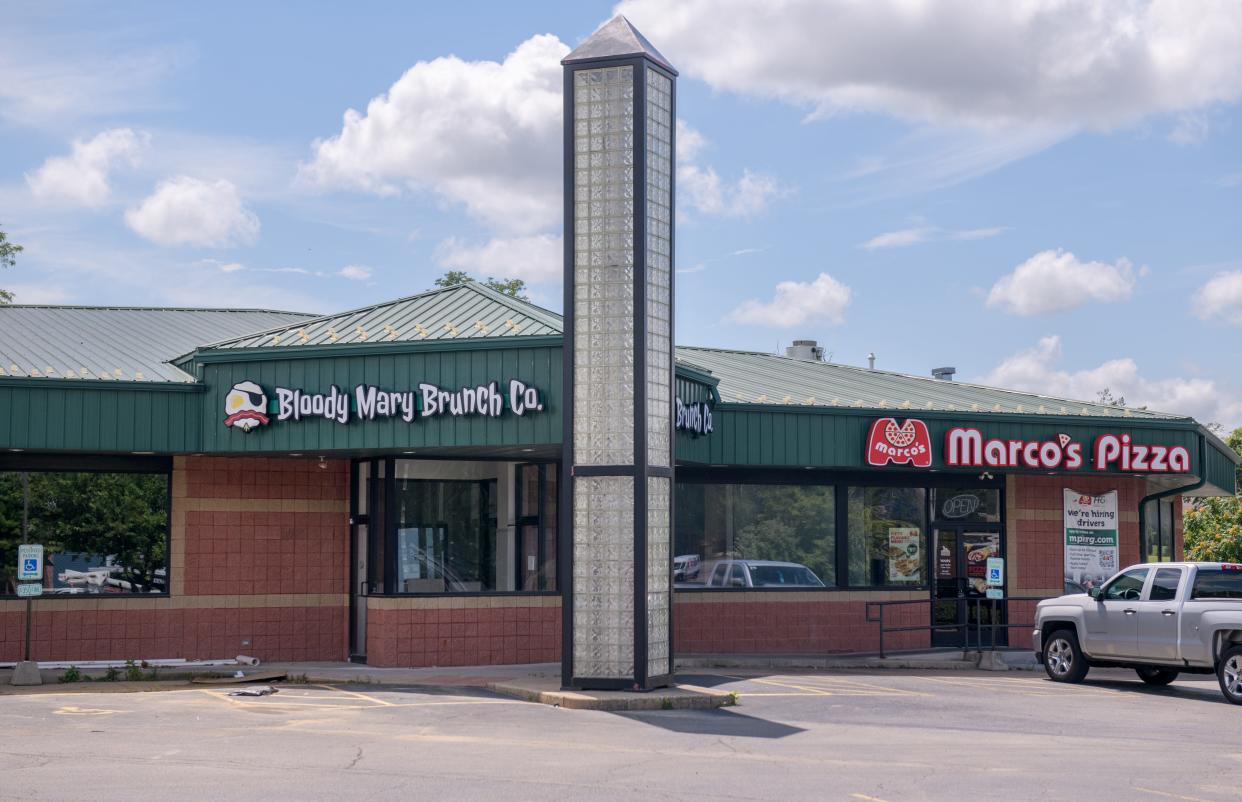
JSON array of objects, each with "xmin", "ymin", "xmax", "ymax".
[{"xmin": 486, "ymin": 681, "xmax": 734, "ymax": 711}]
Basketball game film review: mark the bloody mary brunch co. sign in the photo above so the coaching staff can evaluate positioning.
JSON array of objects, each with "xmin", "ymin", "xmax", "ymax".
[
  {"xmin": 866, "ymin": 417, "xmax": 1192, "ymax": 474},
  {"xmin": 224, "ymin": 378, "xmax": 545, "ymax": 432}
]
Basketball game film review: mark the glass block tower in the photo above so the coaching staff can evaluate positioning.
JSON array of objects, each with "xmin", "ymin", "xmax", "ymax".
[{"xmin": 560, "ymin": 16, "xmax": 676, "ymax": 691}]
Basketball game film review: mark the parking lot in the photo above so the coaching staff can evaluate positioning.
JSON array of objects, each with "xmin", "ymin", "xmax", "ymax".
[{"xmin": 2, "ymin": 667, "xmax": 1240, "ymax": 802}]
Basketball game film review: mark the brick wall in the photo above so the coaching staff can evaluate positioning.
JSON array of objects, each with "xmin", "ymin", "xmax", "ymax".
[
  {"xmin": 674, "ymin": 592, "xmax": 931, "ymax": 655},
  {"xmin": 1, "ymin": 456, "xmax": 350, "ymax": 664},
  {"xmin": 1006, "ymin": 474, "xmax": 1169, "ymax": 648},
  {"xmin": 366, "ymin": 596, "xmax": 560, "ymax": 667}
]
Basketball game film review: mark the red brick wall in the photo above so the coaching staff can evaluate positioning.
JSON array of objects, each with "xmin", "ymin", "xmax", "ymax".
[
  {"xmin": 366, "ymin": 599, "xmax": 560, "ymax": 668},
  {"xmin": 1, "ymin": 456, "xmax": 350, "ymax": 664},
  {"xmin": 674, "ymin": 595, "xmax": 931, "ymax": 655}
]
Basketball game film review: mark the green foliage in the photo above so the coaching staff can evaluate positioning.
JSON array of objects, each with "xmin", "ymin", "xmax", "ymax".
[
  {"xmin": 1185, "ymin": 427, "xmax": 1242, "ymax": 562},
  {"xmin": 123, "ymin": 659, "xmax": 144, "ymax": 682},
  {"xmin": 433, "ymin": 271, "xmax": 529, "ymax": 301},
  {"xmin": 0, "ymin": 471, "xmax": 168, "ymax": 594},
  {"xmin": 101, "ymin": 666, "xmax": 120, "ymax": 682},
  {"xmin": 59, "ymin": 665, "xmax": 82, "ymax": 683},
  {"xmin": 0, "ymin": 224, "xmax": 21, "ymax": 305}
]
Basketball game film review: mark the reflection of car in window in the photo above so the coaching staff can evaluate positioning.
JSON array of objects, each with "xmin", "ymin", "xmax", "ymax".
[
  {"xmin": 702, "ymin": 560, "xmax": 826, "ymax": 588},
  {"xmin": 672, "ymin": 554, "xmax": 701, "ymax": 583}
]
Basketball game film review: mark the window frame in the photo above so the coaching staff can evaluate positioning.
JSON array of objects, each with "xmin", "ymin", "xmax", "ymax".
[
  {"xmin": 674, "ymin": 467, "xmax": 1004, "ymax": 593},
  {"xmin": 1147, "ymin": 566, "xmax": 1183, "ymax": 602},
  {"xmin": 366, "ymin": 457, "xmax": 561, "ymax": 598},
  {"xmin": 0, "ymin": 454, "xmax": 173, "ymax": 601}
]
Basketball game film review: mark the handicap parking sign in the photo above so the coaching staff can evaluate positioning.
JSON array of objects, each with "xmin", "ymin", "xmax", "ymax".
[
  {"xmin": 17, "ymin": 544, "xmax": 43, "ymax": 580},
  {"xmin": 986, "ymin": 556, "xmax": 1004, "ymax": 587}
]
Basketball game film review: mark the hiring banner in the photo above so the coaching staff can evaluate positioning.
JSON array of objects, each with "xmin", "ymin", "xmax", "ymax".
[{"xmin": 1063, "ymin": 489, "xmax": 1119, "ymax": 592}]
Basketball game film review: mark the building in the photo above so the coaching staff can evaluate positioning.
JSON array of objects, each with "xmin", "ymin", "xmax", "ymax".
[
  {"xmin": 2, "ymin": 17, "xmax": 1237, "ymax": 677},
  {"xmin": 0, "ymin": 283, "xmax": 1235, "ymax": 668}
]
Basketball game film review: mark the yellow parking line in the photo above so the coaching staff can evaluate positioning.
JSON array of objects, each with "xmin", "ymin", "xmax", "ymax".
[
  {"xmin": 749, "ymin": 678, "xmax": 833, "ymax": 696},
  {"xmin": 315, "ymin": 683, "xmax": 395, "ymax": 707},
  {"xmin": 1134, "ymin": 786, "xmax": 1220, "ymax": 802}
]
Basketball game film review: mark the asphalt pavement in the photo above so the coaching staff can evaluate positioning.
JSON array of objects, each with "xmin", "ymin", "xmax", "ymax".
[{"xmin": 2, "ymin": 667, "xmax": 1239, "ymax": 802}]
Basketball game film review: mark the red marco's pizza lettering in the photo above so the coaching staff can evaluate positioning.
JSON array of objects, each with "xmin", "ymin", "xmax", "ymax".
[
  {"xmin": 866, "ymin": 418, "xmax": 933, "ymax": 468},
  {"xmin": 1092, "ymin": 433, "xmax": 1190, "ymax": 473}
]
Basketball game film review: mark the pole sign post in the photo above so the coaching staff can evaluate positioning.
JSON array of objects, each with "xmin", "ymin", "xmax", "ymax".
[{"xmin": 17, "ymin": 544, "xmax": 42, "ymax": 580}]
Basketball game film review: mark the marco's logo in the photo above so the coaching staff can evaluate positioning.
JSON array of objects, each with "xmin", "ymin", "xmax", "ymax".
[{"xmin": 866, "ymin": 418, "xmax": 932, "ymax": 468}]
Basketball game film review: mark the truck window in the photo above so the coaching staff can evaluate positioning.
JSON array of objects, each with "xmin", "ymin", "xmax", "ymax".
[
  {"xmin": 1104, "ymin": 567, "xmax": 1149, "ymax": 601},
  {"xmin": 1191, "ymin": 570, "xmax": 1242, "ymax": 600},
  {"xmin": 1148, "ymin": 567, "xmax": 1181, "ymax": 601},
  {"xmin": 710, "ymin": 563, "xmax": 729, "ymax": 586}
]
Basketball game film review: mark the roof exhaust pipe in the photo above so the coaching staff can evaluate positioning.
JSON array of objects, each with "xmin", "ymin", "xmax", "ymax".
[{"xmin": 932, "ymin": 366, "xmax": 956, "ymax": 381}]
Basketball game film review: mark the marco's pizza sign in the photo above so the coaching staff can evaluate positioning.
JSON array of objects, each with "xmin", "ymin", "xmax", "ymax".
[{"xmin": 865, "ymin": 417, "xmax": 1191, "ymax": 474}]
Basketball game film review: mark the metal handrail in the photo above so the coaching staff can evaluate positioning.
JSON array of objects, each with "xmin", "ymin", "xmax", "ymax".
[{"xmin": 865, "ymin": 595, "xmax": 1050, "ymax": 659}]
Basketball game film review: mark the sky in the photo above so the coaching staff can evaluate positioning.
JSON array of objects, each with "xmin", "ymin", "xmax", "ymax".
[{"xmin": 2, "ymin": 1, "xmax": 1242, "ymax": 428}]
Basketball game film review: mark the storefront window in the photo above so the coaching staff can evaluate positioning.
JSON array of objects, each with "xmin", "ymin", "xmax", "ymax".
[
  {"xmin": 387, "ymin": 460, "xmax": 556, "ymax": 594},
  {"xmin": 1, "ymin": 470, "xmax": 169, "ymax": 596},
  {"xmin": 395, "ymin": 478, "xmax": 497, "ymax": 592},
  {"xmin": 1142, "ymin": 499, "xmax": 1175, "ymax": 562},
  {"xmin": 674, "ymin": 482, "xmax": 835, "ymax": 588},
  {"xmin": 847, "ymin": 487, "xmax": 927, "ymax": 588},
  {"xmin": 931, "ymin": 487, "xmax": 1000, "ymax": 523}
]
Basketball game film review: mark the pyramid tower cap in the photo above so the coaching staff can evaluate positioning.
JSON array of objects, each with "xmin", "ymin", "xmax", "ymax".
[{"xmin": 562, "ymin": 15, "xmax": 677, "ymax": 75}]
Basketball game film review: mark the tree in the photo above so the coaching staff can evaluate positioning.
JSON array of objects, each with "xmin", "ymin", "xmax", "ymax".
[
  {"xmin": 0, "ymin": 224, "xmax": 22, "ymax": 304},
  {"xmin": 1184, "ymin": 427, "xmax": 1242, "ymax": 562},
  {"xmin": 433, "ymin": 270, "xmax": 529, "ymax": 301}
]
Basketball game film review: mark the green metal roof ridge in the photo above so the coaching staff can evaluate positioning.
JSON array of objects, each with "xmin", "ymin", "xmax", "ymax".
[
  {"xmin": 187, "ymin": 282, "xmax": 565, "ymax": 356},
  {"xmin": 675, "ymin": 345, "xmax": 1188, "ymax": 421}
]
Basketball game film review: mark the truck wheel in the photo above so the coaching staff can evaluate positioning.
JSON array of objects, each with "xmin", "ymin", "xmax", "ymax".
[
  {"xmin": 1218, "ymin": 645, "xmax": 1242, "ymax": 705},
  {"xmin": 1043, "ymin": 629, "xmax": 1089, "ymax": 683},
  {"xmin": 1136, "ymin": 667, "xmax": 1178, "ymax": 686}
]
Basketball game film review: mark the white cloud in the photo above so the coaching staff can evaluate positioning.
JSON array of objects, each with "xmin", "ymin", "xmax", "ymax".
[
  {"xmin": 1169, "ymin": 112, "xmax": 1211, "ymax": 145},
  {"xmin": 1193, "ymin": 270, "xmax": 1242, "ymax": 325},
  {"xmin": 339, "ymin": 265, "xmax": 372, "ymax": 281},
  {"xmin": 861, "ymin": 224, "xmax": 1007, "ymax": 249},
  {"xmin": 861, "ymin": 227, "xmax": 936, "ymax": 250},
  {"xmin": 978, "ymin": 335, "xmax": 1242, "ymax": 427},
  {"xmin": 125, "ymin": 177, "xmax": 260, "ymax": 248},
  {"xmin": 436, "ymin": 234, "xmax": 562, "ymax": 284},
  {"xmin": 615, "ymin": 0, "xmax": 1242, "ymax": 131},
  {"xmin": 727, "ymin": 272, "xmax": 851, "ymax": 327},
  {"xmin": 298, "ymin": 34, "xmax": 567, "ymax": 235},
  {"xmin": 26, "ymin": 128, "xmax": 148, "ymax": 207},
  {"xmin": 677, "ymin": 121, "xmax": 784, "ymax": 218},
  {"xmin": 986, "ymin": 249, "xmax": 1137, "ymax": 315},
  {"xmin": 0, "ymin": 34, "xmax": 187, "ymax": 128},
  {"xmin": 676, "ymin": 119, "xmax": 707, "ymax": 162}
]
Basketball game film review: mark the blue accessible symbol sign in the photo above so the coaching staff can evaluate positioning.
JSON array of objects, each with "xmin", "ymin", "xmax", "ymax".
[
  {"xmin": 986, "ymin": 557, "xmax": 1004, "ymax": 587},
  {"xmin": 17, "ymin": 544, "xmax": 43, "ymax": 581}
]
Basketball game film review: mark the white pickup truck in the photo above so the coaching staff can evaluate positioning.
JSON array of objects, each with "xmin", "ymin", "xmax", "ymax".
[{"xmin": 1034, "ymin": 562, "xmax": 1242, "ymax": 704}]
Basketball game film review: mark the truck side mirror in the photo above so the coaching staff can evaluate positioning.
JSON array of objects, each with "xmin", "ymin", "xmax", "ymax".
[{"xmin": 1089, "ymin": 587, "xmax": 1103, "ymax": 600}]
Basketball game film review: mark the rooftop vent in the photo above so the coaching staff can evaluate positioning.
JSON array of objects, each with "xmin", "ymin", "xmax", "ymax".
[
  {"xmin": 931, "ymin": 366, "xmax": 956, "ymax": 381},
  {"xmin": 786, "ymin": 339, "xmax": 825, "ymax": 362}
]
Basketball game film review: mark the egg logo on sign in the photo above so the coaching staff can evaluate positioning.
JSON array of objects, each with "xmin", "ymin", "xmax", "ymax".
[{"xmin": 223, "ymin": 380, "xmax": 270, "ymax": 432}]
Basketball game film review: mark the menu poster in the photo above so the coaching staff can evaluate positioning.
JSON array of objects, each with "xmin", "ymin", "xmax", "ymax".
[
  {"xmin": 888, "ymin": 528, "xmax": 922, "ymax": 582},
  {"xmin": 1063, "ymin": 489, "xmax": 1119, "ymax": 592}
]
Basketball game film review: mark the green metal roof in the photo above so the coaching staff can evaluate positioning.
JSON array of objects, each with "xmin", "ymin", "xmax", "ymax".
[
  {"xmin": 195, "ymin": 283, "xmax": 564, "ymax": 352},
  {"xmin": 674, "ymin": 346, "xmax": 1187, "ymax": 421},
  {"xmin": 0, "ymin": 305, "xmax": 314, "ymax": 383}
]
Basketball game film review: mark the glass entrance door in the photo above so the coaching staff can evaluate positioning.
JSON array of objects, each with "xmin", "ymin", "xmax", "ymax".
[{"xmin": 932, "ymin": 529, "xmax": 1004, "ymax": 647}]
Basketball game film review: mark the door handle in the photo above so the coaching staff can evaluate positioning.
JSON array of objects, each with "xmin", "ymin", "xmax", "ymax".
[
  {"xmin": 1161, "ymin": 610, "xmax": 1176, "ymax": 616},
  {"xmin": 1123, "ymin": 609, "xmax": 1137, "ymax": 615}
]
